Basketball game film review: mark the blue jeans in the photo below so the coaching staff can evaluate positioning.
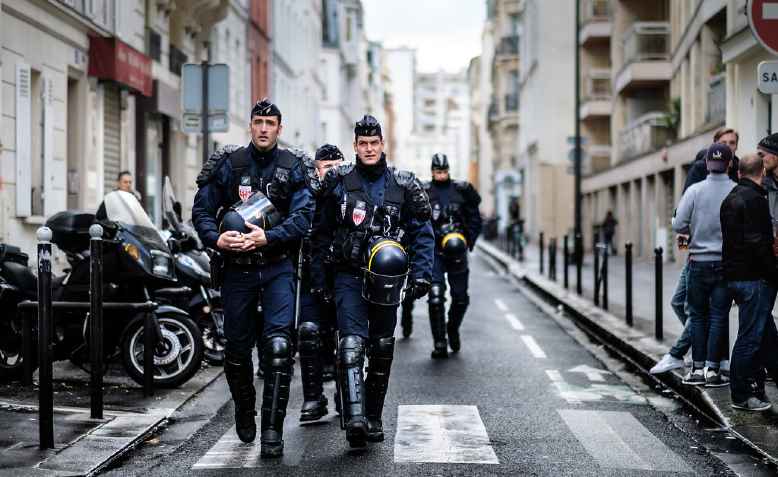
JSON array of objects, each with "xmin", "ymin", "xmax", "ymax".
[
  {"xmin": 686, "ymin": 261, "xmax": 731, "ymax": 369},
  {"xmin": 669, "ymin": 263, "xmax": 693, "ymax": 359},
  {"xmin": 334, "ymin": 272, "xmax": 398, "ymax": 339},
  {"xmin": 729, "ymin": 281, "xmax": 778, "ymax": 402}
]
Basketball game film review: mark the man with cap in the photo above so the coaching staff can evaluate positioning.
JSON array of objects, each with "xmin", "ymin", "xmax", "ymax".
[
  {"xmin": 191, "ymin": 99, "xmax": 316, "ymax": 457},
  {"xmin": 312, "ymin": 115, "xmax": 434, "ymax": 448},
  {"xmin": 400, "ymin": 153, "xmax": 482, "ymax": 358},
  {"xmin": 296, "ymin": 144, "xmax": 344, "ymax": 423},
  {"xmin": 672, "ymin": 143, "xmax": 737, "ymax": 387}
]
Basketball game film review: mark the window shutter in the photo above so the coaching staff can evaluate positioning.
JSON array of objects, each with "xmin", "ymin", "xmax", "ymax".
[
  {"xmin": 15, "ymin": 63, "xmax": 31, "ymax": 217},
  {"xmin": 42, "ymin": 76, "xmax": 65, "ymax": 218}
]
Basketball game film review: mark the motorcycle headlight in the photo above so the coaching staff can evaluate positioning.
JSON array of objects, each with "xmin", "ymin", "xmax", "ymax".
[{"xmin": 150, "ymin": 249, "xmax": 173, "ymax": 278}]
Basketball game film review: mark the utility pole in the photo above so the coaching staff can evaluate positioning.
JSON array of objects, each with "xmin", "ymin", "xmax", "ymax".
[
  {"xmin": 574, "ymin": 0, "xmax": 583, "ymax": 294},
  {"xmin": 201, "ymin": 41, "xmax": 211, "ymax": 164}
]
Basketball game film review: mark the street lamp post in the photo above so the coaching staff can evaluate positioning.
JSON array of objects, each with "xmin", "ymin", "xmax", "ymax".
[{"xmin": 574, "ymin": 0, "xmax": 583, "ymax": 295}]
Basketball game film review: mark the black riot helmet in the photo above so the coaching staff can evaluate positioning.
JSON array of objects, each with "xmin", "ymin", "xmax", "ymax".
[
  {"xmin": 431, "ymin": 153, "xmax": 449, "ymax": 171},
  {"xmin": 219, "ymin": 190, "xmax": 282, "ymax": 235},
  {"xmin": 362, "ymin": 237, "xmax": 409, "ymax": 305},
  {"xmin": 315, "ymin": 143, "xmax": 344, "ymax": 163},
  {"xmin": 354, "ymin": 115, "xmax": 382, "ymax": 139},
  {"xmin": 441, "ymin": 231, "xmax": 468, "ymax": 273}
]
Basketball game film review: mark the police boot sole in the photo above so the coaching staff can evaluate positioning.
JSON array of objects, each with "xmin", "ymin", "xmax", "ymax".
[
  {"xmin": 300, "ymin": 405, "xmax": 329, "ymax": 422},
  {"xmin": 260, "ymin": 441, "xmax": 284, "ymax": 458},
  {"xmin": 236, "ymin": 426, "xmax": 257, "ymax": 443},
  {"xmin": 366, "ymin": 429, "xmax": 384, "ymax": 442},
  {"xmin": 346, "ymin": 423, "xmax": 368, "ymax": 448}
]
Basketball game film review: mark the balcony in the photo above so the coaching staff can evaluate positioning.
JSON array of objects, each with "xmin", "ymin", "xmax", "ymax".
[
  {"xmin": 496, "ymin": 35, "xmax": 519, "ymax": 58},
  {"xmin": 705, "ymin": 73, "xmax": 726, "ymax": 125},
  {"xmin": 504, "ymin": 93, "xmax": 519, "ymax": 112},
  {"xmin": 617, "ymin": 112, "xmax": 673, "ymax": 161},
  {"xmin": 580, "ymin": 0, "xmax": 611, "ymax": 46},
  {"xmin": 581, "ymin": 68, "xmax": 611, "ymax": 119},
  {"xmin": 614, "ymin": 22, "xmax": 671, "ymax": 94},
  {"xmin": 582, "ymin": 144, "xmax": 612, "ymax": 176}
]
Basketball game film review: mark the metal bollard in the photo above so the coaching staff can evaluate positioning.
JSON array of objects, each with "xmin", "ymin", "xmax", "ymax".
[
  {"xmin": 144, "ymin": 311, "xmax": 155, "ymax": 396},
  {"xmin": 575, "ymin": 233, "xmax": 583, "ymax": 295},
  {"xmin": 602, "ymin": 245, "xmax": 609, "ymax": 311},
  {"xmin": 539, "ymin": 232, "xmax": 545, "ymax": 274},
  {"xmin": 655, "ymin": 247, "xmax": 664, "ymax": 341},
  {"xmin": 563, "ymin": 235, "xmax": 569, "ymax": 289},
  {"xmin": 625, "ymin": 242, "xmax": 633, "ymax": 327},
  {"xmin": 548, "ymin": 239, "xmax": 555, "ymax": 281},
  {"xmin": 36, "ymin": 227, "xmax": 54, "ymax": 449},
  {"xmin": 89, "ymin": 225, "xmax": 104, "ymax": 419},
  {"xmin": 594, "ymin": 243, "xmax": 600, "ymax": 306}
]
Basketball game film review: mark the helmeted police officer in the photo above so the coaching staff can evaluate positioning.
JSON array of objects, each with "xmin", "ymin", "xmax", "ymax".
[
  {"xmin": 296, "ymin": 144, "xmax": 344, "ymax": 423},
  {"xmin": 312, "ymin": 115, "xmax": 434, "ymax": 448},
  {"xmin": 401, "ymin": 153, "xmax": 482, "ymax": 358},
  {"xmin": 191, "ymin": 99, "xmax": 315, "ymax": 458}
]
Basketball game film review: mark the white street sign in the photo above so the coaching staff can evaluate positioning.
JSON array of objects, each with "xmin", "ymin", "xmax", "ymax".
[
  {"xmin": 181, "ymin": 63, "xmax": 230, "ymax": 133},
  {"xmin": 758, "ymin": 61, "xmax": 778, "ymax": 94}
]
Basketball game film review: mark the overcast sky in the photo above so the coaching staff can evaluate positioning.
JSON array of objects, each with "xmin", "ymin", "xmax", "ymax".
[{"xmin": 362, "ymin": 0, "xmax": 485, "ymax": 74}]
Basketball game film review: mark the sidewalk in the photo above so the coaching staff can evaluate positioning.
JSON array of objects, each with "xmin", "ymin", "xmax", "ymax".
[
  {"xmin": 0, "ymin": 359, "xmax": 224, "ymax": 476},
  {"xmin": 479, "ymin": 240, "xmax": 778, "ymax": 466}
]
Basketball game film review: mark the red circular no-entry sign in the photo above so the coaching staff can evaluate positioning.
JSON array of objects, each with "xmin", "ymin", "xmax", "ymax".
[{"xmin": 748, "ymin": 0, "xmax": 778, "ymax": 56}]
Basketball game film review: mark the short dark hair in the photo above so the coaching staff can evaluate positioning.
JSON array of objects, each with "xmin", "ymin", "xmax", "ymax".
[
  {"xmin": 738, "ymin": 153, "xmax": 763, "ymax": 178},
  {"xmin": 713, "ymin": 128, "xmax": 739, "ymax": 143},
  {"xmin": 117, "ymin": 171, "xmax": 132, "ymax": 181}
]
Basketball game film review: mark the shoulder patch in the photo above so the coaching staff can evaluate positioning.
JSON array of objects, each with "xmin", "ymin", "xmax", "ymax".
[{"xmin": 196, "ymin": 144, "xmax": 242, "ymax": 187}]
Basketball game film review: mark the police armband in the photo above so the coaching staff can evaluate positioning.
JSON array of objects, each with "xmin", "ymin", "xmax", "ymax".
[
  {"xmin": 395, "ymin": 170, "xmax": 431, "ymax": 221},
  {"xmin": 196, "ymin": 144, "xmax": 242, "ymax": 187}
]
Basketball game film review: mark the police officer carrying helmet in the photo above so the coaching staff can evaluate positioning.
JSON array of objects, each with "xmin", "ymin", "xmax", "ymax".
[
  {"xmin": 296, "ymin": 144, "xmax": 344, "ymax": 423},
  {"xmin": 312, "ymin": 115, "xmax": 434, "ymax": 448},
  {"xmin": 191, "ymin": 99, "xmax": 315, "ymax": 458},
  {"xmin": 401, "ymin": 153, "xmax": 482, "ymax": 358}
]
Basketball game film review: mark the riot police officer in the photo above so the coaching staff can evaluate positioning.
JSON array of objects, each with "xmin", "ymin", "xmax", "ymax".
[
  {"xmin": 297, "ymin": 144, "xmax": 344, "ymax": 423},
  {"xmin": 192, "ymin": 99, "xmax": 315, "ymax": 458},
  {"xmin": 312, "ymin": 115, "xmax": 434, "ymax": 448},
  {"xmin": 401, "ymin": 153, "xmax": 482, "ymax": 358}
]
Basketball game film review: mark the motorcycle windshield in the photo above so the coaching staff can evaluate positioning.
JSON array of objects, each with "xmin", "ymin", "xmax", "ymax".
[
  {"xmin": 162, "ymin": 176, "xmax": 183, "ymax": 233},
  {"xmin": 104, "ymin": 191, "xmax": 168, "ymax": 250}
]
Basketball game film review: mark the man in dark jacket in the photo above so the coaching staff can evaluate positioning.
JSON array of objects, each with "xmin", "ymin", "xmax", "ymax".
[
  {"xmin": 721, "ymin": 152, "xmax": 778, "ymax": 411},
  {"xmin": 684, "ymin": 128, "xmax": 740, "ymax": 191}
]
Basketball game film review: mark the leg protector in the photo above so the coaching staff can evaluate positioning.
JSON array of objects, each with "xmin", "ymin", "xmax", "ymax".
[
  {"xmin": 337, "ymin": 335, "xmax": 368, "ymax": 447},
  {"xmin": 298, "ymin": 322, "xmax": 328, "ymax": 422},
  {"xmin": 401, "ymin": 296, "xmax": 414, "ymax": 338},
  {"xmin": 365, "ymin": 337, "xmax": 395, "ymax": 442},
  {"xmin": 447, "ymin": 295, "xmax": 469, "ymax": 353},
  {"xmin": 224, "ymin": 354, "xmax": 257, "ymax": 443},
  {"xmin": 260, "ymin": 337, "xmax": 293, "ymax": 457},
  {"xmin": 428, "ymin": 284, "xmax": 448, "ymax": 359},
  {"xmin": 320, "ymin": 318, "xmax": 337, "ymax": 382}
]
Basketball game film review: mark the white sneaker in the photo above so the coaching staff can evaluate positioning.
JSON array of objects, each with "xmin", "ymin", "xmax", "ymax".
[{"xmin": 650, "ymin": 354, "xmax": 685, "ymax": 374}]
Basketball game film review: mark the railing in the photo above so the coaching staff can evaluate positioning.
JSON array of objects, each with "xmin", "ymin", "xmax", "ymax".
[
  {"xmin": 581, "ymin": 0, "xmax": 610, "ymax": 24},
  {"xmin": 617, "ymin": 112, "xmax": 673, "ymax": 161},
  {"xmin": 496, "ymin": 35, "xmax": 519, "ymax": 56},
  {"xmin": 504, "ymin": 93, "xmax": 519, "ymax": 112},
  {"xmin": 623, "ymin": 22, "xmax": 670, "ymax": 64},
  {"xmin": 706, "ymin": 73, "xmax": 726, "ymax": 124},
  {"xmin": 584, "ymin": 68, "xmax": 612, "ymax": 100}
]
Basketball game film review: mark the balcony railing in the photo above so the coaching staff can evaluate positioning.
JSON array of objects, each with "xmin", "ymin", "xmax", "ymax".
[
  {"xmin": 618, "ymin": 112, "xmax": 673, "ymax": 161},
  {"xmin": 581, "ymin": 0, "xmax": 610, "ymax": 24},
  {"xmin": 623, "ymin": 22, "xmax": 670, "ymax": 64},
  {"xmin": 584, "ymin": 68, "xmax": 611, "ymax": 100},
  {"xmin": 496, "ymin": 35, "xmax": 519, "ymax": 56},
  {"xmin": 504, "ymin": 94, "xmax": 519, "ymax": 112},
  {"xmin": 706, "ymin": 73, "xmax": 726, "ymax": 124}
]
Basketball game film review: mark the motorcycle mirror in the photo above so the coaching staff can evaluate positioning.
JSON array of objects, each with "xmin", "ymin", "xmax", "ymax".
[{"xmin": 167, "ymin": 237, "xmax": 180, "ymax": 254}]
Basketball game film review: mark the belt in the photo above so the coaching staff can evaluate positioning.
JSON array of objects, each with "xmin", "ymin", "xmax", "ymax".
[{"xmin": 225, "ymin": 252, "xmax": 288, "ymax": 266}]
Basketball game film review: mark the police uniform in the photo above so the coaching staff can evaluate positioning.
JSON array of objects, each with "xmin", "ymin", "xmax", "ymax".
[
  {"xmin": 191, "ymin": 100, "xmax": 315, "ymax": 457},
  {"xmin": 402, "ymin": 153, "xmax": 482, "ymax": 358},
  {"xmin": 312, "ymin": 116, "xmax": 434, "ymax": 448}
]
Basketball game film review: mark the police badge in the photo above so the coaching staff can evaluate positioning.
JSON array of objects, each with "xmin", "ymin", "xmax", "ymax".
[
  {"xmin": 238, "ymin": 176, "xmax": 252, "ymax": 202},
  {"xmin": 352, "ymin": 200, "xmax": 367, "ymax": 226},
  {"xmin": 432, "ymin": 203, "xmax": 441, "ymax": 221}
]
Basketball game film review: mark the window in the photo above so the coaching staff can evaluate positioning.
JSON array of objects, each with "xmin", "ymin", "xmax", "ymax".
[{"xmin": 147, "ymin": 28, "xmax": 162, "ymax": 62}]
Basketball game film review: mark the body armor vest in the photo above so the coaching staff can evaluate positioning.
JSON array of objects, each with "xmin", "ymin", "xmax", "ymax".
[
  {"xmin": 226, "ymin": 147, "xmax": 296, "ymax": 215},
  {"xmin": 427, "ymin": 182, "xmax": 466, "ymax": 236}
]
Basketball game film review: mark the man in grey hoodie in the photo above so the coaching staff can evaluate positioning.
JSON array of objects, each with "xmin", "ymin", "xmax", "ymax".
[{"xmin": 672, "ymin": 143, "xmax": 737, "ymax": 386}]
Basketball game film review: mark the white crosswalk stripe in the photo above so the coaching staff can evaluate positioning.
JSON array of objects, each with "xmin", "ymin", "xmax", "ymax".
[
  {"xmin": 494, "ymin": 298, "xmax": 508, "ymax": 312},
  {"xmin": 520, "ymin": 335, "xmax": 547, "ymax": 358},
  {"xmin": 504, "ymin": 313, "xmax": 524, "ymax": 330}
]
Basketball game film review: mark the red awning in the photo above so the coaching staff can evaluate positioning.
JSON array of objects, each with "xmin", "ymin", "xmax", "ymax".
[{"xmin": 88, "ymin": 35, "xmax": 152, "ymax": 97}]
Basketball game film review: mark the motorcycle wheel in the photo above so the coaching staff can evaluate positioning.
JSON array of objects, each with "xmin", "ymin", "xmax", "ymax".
[
  {"xmin": 201, "ymin": 309, "xmax": 225, "ymax": 366},
  {"xmin": 121, "ymin": 313, "xmax": 204, "ymax": 388},
  {"xmin": 0, "ymin": 312, "xmax": 32, "ymax": 380}
]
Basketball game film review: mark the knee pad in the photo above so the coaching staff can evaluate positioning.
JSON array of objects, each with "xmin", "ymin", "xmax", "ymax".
[
  {"xmin": 369, "ymin": 337, "xmax": 395, "ymax": 359},
  {"xmin": 263, "ymin": 336, "xmax": 291, "ymax": 369},
  {"xmin": 338, "ymin": 335, "xmax": 365, "ymax": 367},
  {"xmin": 428, "ymin": 284, "xmax": 446, "ymax": 305},
  {"xmin": 298, "ymin": 321, "xmax": 320, "ymax": 352}
]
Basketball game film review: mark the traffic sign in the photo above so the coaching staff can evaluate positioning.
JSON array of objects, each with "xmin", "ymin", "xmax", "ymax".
[
  {"xmin": 747, "ymin": 0, "xmax": 778, "ymax": 56},
  {"xmin": 181, "ymin": 63, "xmax": 230, "ymax": 133},
  {"xmin": 758, "ymin": 61, "xmax": 778, "ymax": 93}
]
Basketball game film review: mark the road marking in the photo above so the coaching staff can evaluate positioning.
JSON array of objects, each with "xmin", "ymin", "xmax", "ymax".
[
  {"xmin": 394, "ymin": 405, "xmax": 499, "ymax": 464},
  {"xmin": 494, "ymin": 298, "xmax": 508, "ymax": 312},
  {"xmin": 568, "ymin": 364, "xmax": 611, "ymax": 382},
  {"xmin": 545, "ymin": 369, "xmax": 646, "ymax": 405},
  {"xmin": 520, "ymin": 335, "xmax": 547, "ymax": 358},
  {"xmin": 504, "ymin": 313, "xmax": 524, "ymax": 331},
  {"xmin": 559, "ymin": 410, "xmax": 690, "ymax": 472},
  {"xmin": 546, "ymin": 370, "xmax": 581, "ymax": 404}
]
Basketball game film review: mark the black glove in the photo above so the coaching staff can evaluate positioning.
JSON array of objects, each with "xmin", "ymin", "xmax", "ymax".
[
  {"xmin": 407, "ymin": 278, "xmax": 431, "ymax": 300},
  {"xmin": 311, "ymin": 287, "xmax": 334, "ymax": 306}
]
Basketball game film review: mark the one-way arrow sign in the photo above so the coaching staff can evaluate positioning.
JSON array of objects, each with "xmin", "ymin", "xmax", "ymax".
[{"xmin": 568, "ymin": 365, "xmax": 612, "ymax": 382}]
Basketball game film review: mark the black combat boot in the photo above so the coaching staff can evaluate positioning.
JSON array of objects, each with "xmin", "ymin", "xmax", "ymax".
[
  {"xmin": 337, "ymin": 335, "xmax": 368, "ymax": 448},
  {"xmin": 224, "ymin": 355, "xmax": 257, "ymax": 443},
  {"xmin": 365, "ymin": 337, "xmax": 395, "ymax": 442},
  {"xmin": 429, "ymin": 302, "xmax": 448, "ymax": 359},
  {"xmin": 400, "ymin": 297, "xmax": 414, "ymax": 338},
  {"xmin": 260, "ymin": 337, "xmax": 293, "ymax": 458},
  {"xmin": 446, "ymin": 296, "xmax": 469, "ymax": 353},
  {"xmin": 298, "ymin": 322, "xmax": 328, "ymax": 422}
]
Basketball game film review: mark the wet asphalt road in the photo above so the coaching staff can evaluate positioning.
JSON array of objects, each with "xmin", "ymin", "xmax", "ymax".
[{"xmin": 102, "ymin": 253, "xmax": 771, "ymax": 476}]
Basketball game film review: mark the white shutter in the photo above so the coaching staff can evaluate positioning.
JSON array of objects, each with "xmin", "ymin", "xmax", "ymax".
[
  {"xmin": 42, "ymin": 76, "xmax": 65, "ymax": 218},
  {"xmin": 15, "ymin": 63, "xmax": 32, "ymax": 217}
]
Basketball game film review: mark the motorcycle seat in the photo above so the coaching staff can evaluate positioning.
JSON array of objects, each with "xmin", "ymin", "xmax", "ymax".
[{"xmin": 152, "ymin": 287, "xmax": 192, "ymax": 299}]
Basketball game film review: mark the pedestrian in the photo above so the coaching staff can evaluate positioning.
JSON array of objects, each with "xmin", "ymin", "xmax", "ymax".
[
  {"xmin": 191, "ymin": 98, "xmax": 315, "ymax": 457},
  {"xmin": 651, "ymin": 128, "xmax": 740, "ymax": 375},
  {"xmin": 297, "ymin": 144, "xmax": 344, "ymax": 423},
  {"xmin": 758, "ymin": 132, "xmax": 778, "ymax": 233},
  {"xmin": 671, "ymin": 143, "xmax": 736, "ymax": 387},
  {"xmin": 601, "ymin": 211, "xmax": 618, "ymax": 255},
  {"xmin": 312, "ymin": 115, "xmax": 434, "ymax": 448},
  {"xmin": 721, "ymin": 152, "xmax": 778, "ymax": 411},
  {"xmin": 400, "ymin": 153, "xmax": 482, "ymax": 357}
]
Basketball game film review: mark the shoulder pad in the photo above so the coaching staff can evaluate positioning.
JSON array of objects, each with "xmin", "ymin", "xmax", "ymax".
[
  {"xmin": 392, "ymin": 168, "xmax": 416, "ymax": 187},
  {"xmin": 296, "ymin": 151, "xmax": 323, "ymax": 196},
  {"xmin": 320, "ymin": 163, "xmax": 354, "ymax": 194},
  {"xmin": 276, "ymin": 148, "xmax": 302, "ymax": 169},
  {"xmin": 393, "ymin": 169, "xmax": 431, "ymax": 221},
  {"xmin": 334, "ymin": 163, "xmax": 356, "ymax": 177},
  {"xmin": 422, "ymin": 180, "xmax": 432, "ymax": 190},
  {"xmin": 196, "ymin": 144, "xmax": 242, "ymax": 187},
  {"xmin": 454, "ymin": 180, "xmax": 482, "ymax": 205}
]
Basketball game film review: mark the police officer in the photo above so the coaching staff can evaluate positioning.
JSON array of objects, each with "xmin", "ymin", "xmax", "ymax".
[
  {"xmin": 312, "ymin": 115, "xmax": 434, "ymax": 448},
  {"xmin": 192, "ymin": 99, "xmax": 315, "ymax": 458},
  {"xmin": 297, "ymin": 144, "xmax": 344, "ymax": 423},
  {"xmin": 401, "ymin": 153, "xmax": 482, "ymax": 358}
]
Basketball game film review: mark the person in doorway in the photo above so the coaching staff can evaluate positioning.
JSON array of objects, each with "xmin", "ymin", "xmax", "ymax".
[{"xmin": 601, "ymin": 211, "xmax": 618, "ymax": 255}]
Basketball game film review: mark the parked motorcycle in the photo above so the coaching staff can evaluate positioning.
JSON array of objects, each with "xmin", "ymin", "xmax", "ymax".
[{"xmin": 0, "ymin": 190, "xmax": 204, "ymax": 388}]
